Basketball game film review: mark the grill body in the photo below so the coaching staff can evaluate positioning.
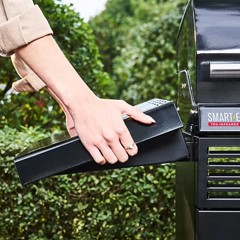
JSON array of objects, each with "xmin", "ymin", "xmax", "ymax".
[{"xmin": 176, "ymin": 0, "xmax": 240, "ymax": 239}]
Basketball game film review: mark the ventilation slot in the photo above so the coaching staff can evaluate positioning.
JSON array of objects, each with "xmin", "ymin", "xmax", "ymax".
[{"xmin": 207, "ymin": 146, "xmax": 240, "ymax": 199}]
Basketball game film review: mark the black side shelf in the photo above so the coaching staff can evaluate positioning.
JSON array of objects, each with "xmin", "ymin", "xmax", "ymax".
[{"xmin": 14, "ymin": 99, "xmax": 189, "ymax": 185}]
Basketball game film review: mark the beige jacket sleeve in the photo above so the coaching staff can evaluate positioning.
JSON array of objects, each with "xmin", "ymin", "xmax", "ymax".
[
  {"xmin": 0, "ymin": 0, "xmax": 52, "ymax": 91},
  {"xmin": 0, "ymin": 0, "xmax": 53, "ymax": 56}
]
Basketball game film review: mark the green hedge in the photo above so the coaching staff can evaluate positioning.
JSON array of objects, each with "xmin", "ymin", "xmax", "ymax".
[{"xmin": 0, "ymin": 126, "xmax": 176, "ymax": 239}]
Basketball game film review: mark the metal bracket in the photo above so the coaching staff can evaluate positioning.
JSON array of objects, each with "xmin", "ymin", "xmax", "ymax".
[{"xmin": 178, "ymin": 70, "xmax": 197, "ymax": 108}]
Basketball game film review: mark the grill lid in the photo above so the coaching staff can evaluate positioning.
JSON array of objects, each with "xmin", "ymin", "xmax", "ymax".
[{"xmin": 195, "ymin": 1, "xmax": 240, "ymax": 52}]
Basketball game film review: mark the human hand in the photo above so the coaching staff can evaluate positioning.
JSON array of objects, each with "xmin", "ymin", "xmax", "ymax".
[
  {"xmin": 68, "ymin": 97, "xmax": 155, "ymax": 165},
  {"xmin": 14, "ymin": 36, "xmax": 155, "ymax": 165}
]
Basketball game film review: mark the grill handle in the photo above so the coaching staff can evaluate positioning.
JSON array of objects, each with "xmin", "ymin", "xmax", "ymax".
[{"xmin": 210, "ymin": 62, "xmax": 240, "ymax": 78}]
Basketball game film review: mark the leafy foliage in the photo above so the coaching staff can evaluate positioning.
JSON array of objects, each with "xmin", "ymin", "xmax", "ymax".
[
  {"xmin": 114, "ymin": 15, "xmax": 180, "ymax": 103},
  {"xmin": 90, "ymin": 0, "xmax": 187, "ymax": 103},
  {"xmin": 0, "ymin": 127, "xmax": 176, "ymax": 239}
]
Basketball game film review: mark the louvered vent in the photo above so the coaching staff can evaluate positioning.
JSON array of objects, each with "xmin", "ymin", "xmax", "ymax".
[
  {"xmin": 207, "ymin": 146, "xmax": 240, "ymax": 199},
  {"xmin": 148, "ymin": 98, "xmax": 169, "ymax": 106}
]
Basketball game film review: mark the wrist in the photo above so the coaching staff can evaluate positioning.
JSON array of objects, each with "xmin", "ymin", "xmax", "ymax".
[{"xmin": 62, "ymin": 84, "xmax": 98, "ymax": 113}]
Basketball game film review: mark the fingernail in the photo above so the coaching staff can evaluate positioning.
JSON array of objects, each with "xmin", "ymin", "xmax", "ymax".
[
  {"xmin": 146, "ymin": 115, "xmax": 156, "ymax": 123},
  {"xmin": 98, "ymin": 159, "xmax": 106, "ymax": 165}
]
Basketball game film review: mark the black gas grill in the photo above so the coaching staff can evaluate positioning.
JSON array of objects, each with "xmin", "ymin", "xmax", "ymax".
[
  {"xmin": 176, "ymin": 0, "xmax": 240, "ymax": 239},
  {"xmin": 13, "ymin": 0, "xmax": 240, "ymax": 239}
]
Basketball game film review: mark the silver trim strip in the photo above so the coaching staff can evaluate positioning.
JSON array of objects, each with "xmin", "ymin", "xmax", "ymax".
[
  {"xmin": 210, "ymin": 62, "xmax": 240, "ymax": 78},
  {"xmin": 198, "ymin": 49, "xmax": 240, "ymax": 54}
]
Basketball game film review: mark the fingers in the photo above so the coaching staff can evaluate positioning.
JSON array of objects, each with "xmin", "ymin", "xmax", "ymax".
[
  {"xmin": 86, "ymin": 146, "xmax": 106, "ymax": 165},
  {"xmin": 109, "ymin": 139, "xmax": 129, "ymax": 163},
  {"xmin": 120, "ymin": 100, "xmax": 156, "ymax": 124},
  {"xmin": 118, "ymin": 127, "xmax": 138, "ymax": 157},
  {"xmin": 88, "ymin": 139, "xmax": 134, "ymax": 165},
  {"xmin": 82, "ymin": 126, "xmax": 136, "ymax": 165},
  {"xmin": 105, "ymin": 122, "xmax": 137, "ymax": 163}
]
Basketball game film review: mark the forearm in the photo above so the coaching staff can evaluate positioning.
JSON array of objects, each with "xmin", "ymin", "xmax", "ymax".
[
  {"xmin": 46, "ymin": 87, "xmax": 77, "ymax": 137},
  {"xmin": 16, "ymin": 35, "xmax": 96, "ymax": 110}
]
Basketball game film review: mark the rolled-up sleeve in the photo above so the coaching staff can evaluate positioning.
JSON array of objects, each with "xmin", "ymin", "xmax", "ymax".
[{"xmin": 0, "ymin": 1, "xmax": 53, "ymax": 56}]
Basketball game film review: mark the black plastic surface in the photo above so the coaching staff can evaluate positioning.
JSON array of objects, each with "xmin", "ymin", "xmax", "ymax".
[
  {"xmin": 197, "ymin": 210, "xmax": 240, "ymax": 240},
  {"xmin": 15, "ymin": 99, "xmax": 189, "ymax": 185}
]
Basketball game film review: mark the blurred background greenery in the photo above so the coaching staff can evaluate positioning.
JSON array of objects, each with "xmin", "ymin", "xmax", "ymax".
[{"xmin": 0, "ymin": 0, "xmax": 186, "ymax": 239}]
